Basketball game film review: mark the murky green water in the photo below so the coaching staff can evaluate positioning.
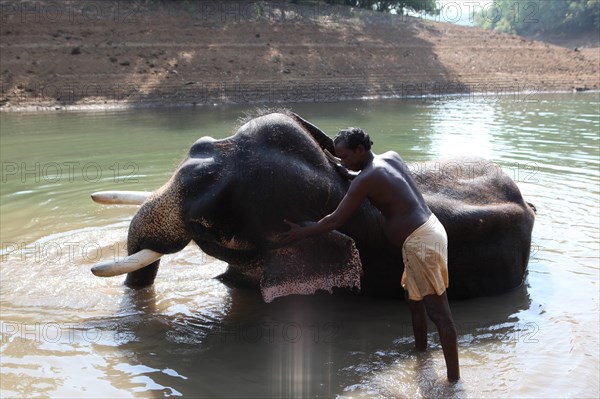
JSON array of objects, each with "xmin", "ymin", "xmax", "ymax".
[{"xmin": 1, "ymin": 93, "xmax": 598, "ymax": 398}]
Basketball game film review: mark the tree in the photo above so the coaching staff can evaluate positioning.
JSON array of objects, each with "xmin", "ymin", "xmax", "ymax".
[
  {"xmin": 473, "ymin": 0, "xmax": 599, "ymax": 35},
  {"xmin": 322, "ymin": 0, "xmax": 438, "ymax": 14}
]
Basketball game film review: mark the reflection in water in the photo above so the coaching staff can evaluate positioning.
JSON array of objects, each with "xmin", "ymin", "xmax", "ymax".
[
  {"xmin": 82, "ymin": 285, "xmax": 530, "ymax": 398},
  {"xmin": 428, "ymin": 101, "xmax": 497, "ymax": 159},
  {"xmin": 1, "ymin": 93, "xmax": 598, "ymax": 397}
]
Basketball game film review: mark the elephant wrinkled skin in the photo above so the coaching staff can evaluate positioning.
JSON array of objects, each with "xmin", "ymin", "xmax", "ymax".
[{"xmin": 95, "ymin": 112, "xmax": 535, "ymax": 302}]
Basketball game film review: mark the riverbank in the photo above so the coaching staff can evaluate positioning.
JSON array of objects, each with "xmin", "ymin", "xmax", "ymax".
[{"xmin": 1, "ymin": 1, "xmax": 598, "ymax": 112}]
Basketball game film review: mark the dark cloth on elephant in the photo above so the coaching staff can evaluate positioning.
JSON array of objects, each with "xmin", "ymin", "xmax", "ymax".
[
  {"xmin": 261, "ymin": 229, "xmax": 362, "ymax": 303},
  {"xmin": 401, "ymin": 214, "xmax": 449, "ymax": 301}
]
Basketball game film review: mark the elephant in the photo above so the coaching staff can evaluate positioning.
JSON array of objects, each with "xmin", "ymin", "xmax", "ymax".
[{"xmin": 91, "ymin": 111, "xmax": 536, "ymax": 302}]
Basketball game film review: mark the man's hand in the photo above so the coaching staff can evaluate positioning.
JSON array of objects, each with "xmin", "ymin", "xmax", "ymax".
[
  {"xmin": 324, "ymin": 149, "xmax": 357, "ymax": 180},
  {"xmin": 336, "ymin": 164, "xmax": 358, "ymax": 180},
  {"xmin": 323, "ymin": 149, "xmax": 341, "ymax": 165},
  {"xmin": 279, "ymin": 219, "xmax": 307, "ymax": 244}
]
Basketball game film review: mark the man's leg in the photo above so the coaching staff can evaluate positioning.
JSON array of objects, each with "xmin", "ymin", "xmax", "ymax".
[
  {"xmin": 407, "ymin": 298, "xmax": 428, "ymax": 351},
  {"xmin": 423, "ymin": 292, "xmax": 460, "ymax": 382}
]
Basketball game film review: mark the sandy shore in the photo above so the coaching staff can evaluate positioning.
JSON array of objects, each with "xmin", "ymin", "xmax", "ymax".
[{"xmin": 1, "ymin": 1, "xmax": 598, "ymax": 112}]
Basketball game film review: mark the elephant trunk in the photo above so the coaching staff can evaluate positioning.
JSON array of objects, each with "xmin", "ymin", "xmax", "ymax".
[{"xmin": 123, "ymin": 181, "xmax": 191, "ymax": 288}]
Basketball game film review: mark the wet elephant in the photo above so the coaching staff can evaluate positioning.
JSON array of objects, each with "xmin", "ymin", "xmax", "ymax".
[{"xmin": 91, "ymin": 111, "xmax": 535, "ymax": 302}]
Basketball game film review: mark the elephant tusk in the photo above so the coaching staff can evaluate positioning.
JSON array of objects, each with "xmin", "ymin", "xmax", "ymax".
[
  {"xmin": 91, "ymin": 191, "xmax": 152, "ymax": 205},
  {"xmin": 91, "ymin": 249, "xmax": 163, "ymax": 277}
]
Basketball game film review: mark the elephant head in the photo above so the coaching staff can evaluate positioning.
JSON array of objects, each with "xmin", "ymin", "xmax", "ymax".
[{"xmin": 92, "ymin": 112, "xmax": 366, "ymax": 302}]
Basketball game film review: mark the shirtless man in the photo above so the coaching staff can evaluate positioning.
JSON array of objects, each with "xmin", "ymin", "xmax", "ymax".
[{"xmin": 281, "ymin": 127, "xmax": 460, "ymax": 382}]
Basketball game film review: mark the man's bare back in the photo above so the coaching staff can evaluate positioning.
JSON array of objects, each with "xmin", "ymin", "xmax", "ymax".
[
  {"xmin": 281, "ymin": 126, "xmax": 459, "ymax": 382},
  {"xmin": 350, "ymin": 151, "xmax": 431, "ymax": 247}
]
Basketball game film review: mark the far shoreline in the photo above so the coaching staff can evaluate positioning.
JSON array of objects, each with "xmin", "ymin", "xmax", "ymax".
[{"xmin": 1, "ymin": 88, "xmax": 597, "ymax": 114}]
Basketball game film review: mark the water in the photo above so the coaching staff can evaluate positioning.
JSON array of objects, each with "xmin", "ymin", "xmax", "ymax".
[{"xmin": 1, "ymin": 93, "xmax": 598, "ymax": 398}]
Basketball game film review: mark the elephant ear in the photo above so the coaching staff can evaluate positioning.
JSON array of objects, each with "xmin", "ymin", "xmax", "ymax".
[
  {"xmin": 261, "ymin": 229, "xmax": 363, "ymax": 303},
  {"xmin": 289, "ymin": 112, "xmax": 335, "ymax": 154}
]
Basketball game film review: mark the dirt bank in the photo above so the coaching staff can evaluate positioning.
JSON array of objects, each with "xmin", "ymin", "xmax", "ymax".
[{"xmin": 1, "ymin": 1, "xmax": 598, "ymax": 111}]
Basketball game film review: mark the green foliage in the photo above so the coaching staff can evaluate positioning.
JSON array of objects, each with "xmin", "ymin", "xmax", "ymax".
[
  {"xmin": 473, "ymin": 0, "xmax": 599, "ymax": 35},
  {"xmin": 322, "ymin": 0, "xmax": 438, "ymax": 13}
]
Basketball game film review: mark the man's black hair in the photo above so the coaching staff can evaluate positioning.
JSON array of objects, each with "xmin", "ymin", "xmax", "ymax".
[{"xmin": 334, "ymin": 127, "xmax": 373, "ymax": 151}]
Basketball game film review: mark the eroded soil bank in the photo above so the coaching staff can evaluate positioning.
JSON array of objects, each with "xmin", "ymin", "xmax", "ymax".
[{"xmin": 1, "ymin": 1, "xmax": 598, "ymax": 111}]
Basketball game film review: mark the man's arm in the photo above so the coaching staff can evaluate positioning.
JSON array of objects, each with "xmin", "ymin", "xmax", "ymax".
[{"xmin": 281, "ymin": 176, "xmax": 370, "ymax": 243}]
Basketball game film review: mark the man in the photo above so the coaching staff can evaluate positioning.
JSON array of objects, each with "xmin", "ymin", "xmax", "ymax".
[{"xmin": 280, "ymin": 127, "xmax": 460, "ymax": 382}]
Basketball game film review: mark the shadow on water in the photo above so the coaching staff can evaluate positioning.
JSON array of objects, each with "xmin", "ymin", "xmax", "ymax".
[{"xmin": 94, "ymin": 278, "xmax": 531, "ymax": 398}]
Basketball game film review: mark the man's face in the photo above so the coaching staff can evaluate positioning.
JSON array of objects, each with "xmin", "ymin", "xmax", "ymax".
[{"xmin": 334, "ymin": 143, "xmax": 365, "ymax": 171}]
